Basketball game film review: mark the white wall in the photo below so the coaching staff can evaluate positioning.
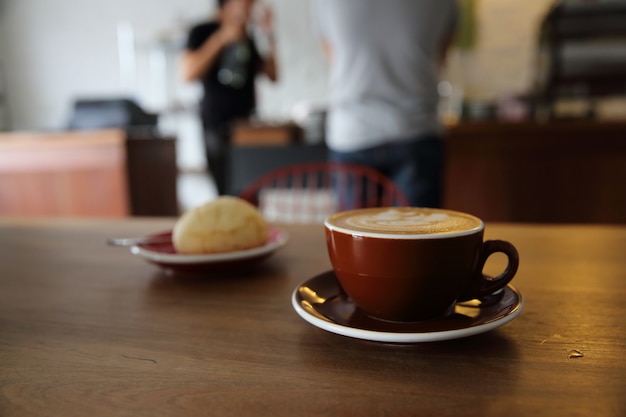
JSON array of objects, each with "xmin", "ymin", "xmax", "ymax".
[
  {"xmin": 0, "ymin": 0, "xmax": 328, "ymax": 131},
  {"xmin": 0, "ymin": 0, "xmax": 329, "ymax": 169}
]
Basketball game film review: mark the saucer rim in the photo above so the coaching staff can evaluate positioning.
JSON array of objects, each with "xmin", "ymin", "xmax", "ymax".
[
  {"xmin": 130, "ymin": 227, "xmax": 289, "ymax": 264},
  {"xmin": 291, "ymin": 271, "xmax": 523, "ymax": 343}
]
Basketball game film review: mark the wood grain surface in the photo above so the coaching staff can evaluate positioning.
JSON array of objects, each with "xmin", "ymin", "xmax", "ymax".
[
  {"xmin": 0, "ymin": 130, "xmax": 129, "ymax": 217},
  {"xmin": 444, "ymin": 121, "xmax": 626, "ymax": 224},
  {"xmin": 0, "ymin": 218, "xmax": 625, "ymax": 417}
]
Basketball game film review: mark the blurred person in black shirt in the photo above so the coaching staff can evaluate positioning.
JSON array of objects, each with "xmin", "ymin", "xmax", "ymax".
[{"xmin": 182, "ymin": 0, "xmax": 278, "ymax": 194}]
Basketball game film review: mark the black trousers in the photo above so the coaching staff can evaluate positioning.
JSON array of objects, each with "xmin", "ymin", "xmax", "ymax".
[{"xmin": 203, "ymin": 126, "xmax": 230, "ymax": 195}]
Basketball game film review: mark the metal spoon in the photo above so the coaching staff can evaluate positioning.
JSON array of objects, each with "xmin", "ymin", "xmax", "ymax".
[
  {"xmin": 297, "ymin": 286, "xmax": 334, "ymax": 320},
  {"xmin": 106, "ymin": 235, "xmax": 172, "ymax": 247},
  {"xmin": 298, "ymin": 286, "xmax": 327, "ymax": 305}
]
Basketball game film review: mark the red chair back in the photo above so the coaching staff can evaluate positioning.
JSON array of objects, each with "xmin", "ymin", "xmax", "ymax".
[{"xmin": 239, "ymin": 162, "xmax": 409, "ymax": 223}]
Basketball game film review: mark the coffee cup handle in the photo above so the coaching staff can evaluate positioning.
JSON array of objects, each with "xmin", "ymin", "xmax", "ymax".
[{"xmin": 457, "ymin": 240, "xmax": 519, "ymax": 302}]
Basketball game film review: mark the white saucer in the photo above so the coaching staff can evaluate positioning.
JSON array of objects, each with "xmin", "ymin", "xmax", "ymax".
[
  {"xmin": 292, "ymin": 270, "xmax": 523, "ymax": 343},
  {"xmin": 130, "ymin": 227, "xmax": 288, "ymax": 273}
]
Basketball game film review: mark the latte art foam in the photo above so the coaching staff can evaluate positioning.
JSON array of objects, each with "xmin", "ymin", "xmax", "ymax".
[{"xmin": 327, "ymin": 208, "xmax": 483, "ymax": 236}]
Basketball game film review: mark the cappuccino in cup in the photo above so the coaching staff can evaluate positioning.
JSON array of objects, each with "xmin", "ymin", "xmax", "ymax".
[
  {"xmin": 325, "ymin": 207, "xmax": 519, "ymax": 322},
  {"xmin": 328, "ymin": 207, "xmax": 483, "ymax": 236}
]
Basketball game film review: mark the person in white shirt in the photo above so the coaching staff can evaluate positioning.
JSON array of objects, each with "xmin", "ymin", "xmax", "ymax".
[{"xmin": 312, "ymin": 0, "xmax": 457, "ymax": 207}]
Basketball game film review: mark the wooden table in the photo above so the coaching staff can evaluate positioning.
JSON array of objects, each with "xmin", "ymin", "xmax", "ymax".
[{"xmin": 1, "ymin": 219, "xmax": 625, "ymax": 416}]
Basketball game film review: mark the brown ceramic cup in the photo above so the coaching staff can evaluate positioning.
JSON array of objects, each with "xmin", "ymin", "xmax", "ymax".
[{"xmin": 324, "ymin": 207, "xmax": 519, "ymax": 322}]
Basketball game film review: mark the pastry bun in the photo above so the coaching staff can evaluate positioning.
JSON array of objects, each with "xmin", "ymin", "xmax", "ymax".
[{"xmin": 173, "ymin": 196, "xmax": 268, "ymax": 254}]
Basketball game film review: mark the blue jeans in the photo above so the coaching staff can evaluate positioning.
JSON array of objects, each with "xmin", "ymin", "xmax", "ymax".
[{"xmin": 329, "ymin": 136, "xmax": 443, "ymax": 208}]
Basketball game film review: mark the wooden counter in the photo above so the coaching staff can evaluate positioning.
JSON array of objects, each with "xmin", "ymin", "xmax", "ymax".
[
  {"xmin": 0, "ymin": 129, "xmax": 178, "ymax": 217},
  {"xmin": 0, "ymin": 130, "xmax": 129, "ymax": 217},
  {"xmin": 444, "ymin": 121, "xmax": 626, "ymax": 223}
]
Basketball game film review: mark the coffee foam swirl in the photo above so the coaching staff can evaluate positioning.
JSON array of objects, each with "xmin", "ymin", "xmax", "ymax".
[{"xmin": 328, "ymin": 208, "xmax": 483, "ymax": 236}]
